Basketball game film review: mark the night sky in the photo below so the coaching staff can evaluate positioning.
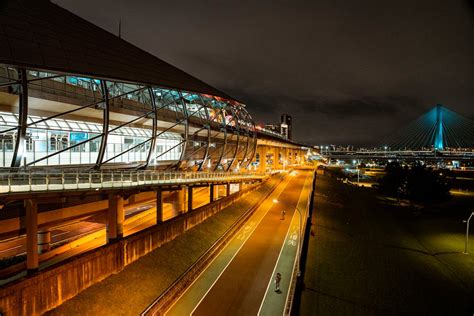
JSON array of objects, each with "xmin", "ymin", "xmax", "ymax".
[{"xmin": 54, "ymin": 0, "xmax": 473, "ymax": 146}]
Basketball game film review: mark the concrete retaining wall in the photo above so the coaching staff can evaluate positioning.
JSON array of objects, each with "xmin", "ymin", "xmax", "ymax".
[{"xmin": 0, "ymin": 181, "xmax": 265, "ymax": 316}]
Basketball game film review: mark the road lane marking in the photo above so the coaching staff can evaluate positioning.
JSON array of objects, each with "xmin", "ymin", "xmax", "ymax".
[
  {"xmin": 164, "ymin": 176, "xmax": 291, "ymax": 316},
  {"xmin": 257, "ymin": 206, "xmax": 298, "ymax": 316},
  {"xmin": 189, "ymin": 178, "xmax": 292, "ymax": 316},
  {"xmin": 258, "ymin": 171, "xmax": 312, "ymax": 315},
  {"xmin": 236, "ymin": 221, "xmax": 256, "ymax": 240},
  {"xmin": 0, "ymin": 245, "xmax": 22, "ymax": 253}
]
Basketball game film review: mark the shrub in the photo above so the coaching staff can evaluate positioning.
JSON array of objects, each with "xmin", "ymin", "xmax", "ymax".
[{"xmin": 378, "ymin": 161, "xmax": 453, "ymax": 203}]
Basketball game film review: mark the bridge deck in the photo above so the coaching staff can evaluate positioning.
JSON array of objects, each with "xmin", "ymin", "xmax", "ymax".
[{"xmin": 0, "ymin": 171, "xmax": 269, "ymax": 196}]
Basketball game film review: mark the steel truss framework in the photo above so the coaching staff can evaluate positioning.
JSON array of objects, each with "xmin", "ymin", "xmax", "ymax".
[{"xmin": 0, "ymin": 64, "xmax": 257, "ymax": 171}]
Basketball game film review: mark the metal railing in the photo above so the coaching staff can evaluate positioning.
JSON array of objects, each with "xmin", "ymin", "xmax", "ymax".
[{"xmin": 0, "ymin": 170, "xmax": 269, "ymax": 194}]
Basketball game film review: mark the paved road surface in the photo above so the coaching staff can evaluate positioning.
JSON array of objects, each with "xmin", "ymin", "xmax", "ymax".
[{"xmin": 166, "ymin": 170, "xmax": 313, "ymax": 316}]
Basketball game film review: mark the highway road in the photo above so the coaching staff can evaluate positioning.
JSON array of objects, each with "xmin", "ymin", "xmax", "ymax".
[
  {"xmin": 165, "ymin": 169, "xmax": 313, "ymax": 315},
  {"xmin": 0, "ymin": 187, "xmax": 215, "ymax": 270}
]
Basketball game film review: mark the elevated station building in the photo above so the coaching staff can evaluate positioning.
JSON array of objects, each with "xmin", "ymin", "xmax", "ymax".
[
  {"xmin": 0, "ymin": 0, "xmax": 308, "ymax": 279},
  {"xmin": 0, "ymin": 2, "xmax": 310, "ymax": 314},
  {"xmin": 0, "ymin": 0, "xmax": 306, "ymax": 173},
  {"xmin": 0, "ymin": 0, "xmax": 256, "ymax": 171}
]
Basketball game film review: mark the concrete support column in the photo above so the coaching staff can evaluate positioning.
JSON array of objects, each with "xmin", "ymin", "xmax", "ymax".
[
  {"xmin": 107, "ymin": 194, "xmax": 124, "ymax": 242},
  {"xmin": 210, "ymin": 184, "xmax": 215, "ymax": 203},
  {"xmin": 272, "ymin": 148, "xmax": 278, "ymax": 170},
  {"xmin": 156, "ymin": 189, "xmax": 163, "ymax": 224},
  {"xmin": 188, "ymin": 186, "xmax": 193, "ymax": 212},
  {"xmin": 238, "ymin": 182, "xmax": 242, "ymax": 191},
  {"xmin": 38, "ymin": 229, "xmax": 51, "ymax": 254},
  {"xmin": 257, "ymin": 145, "xmax": 267, "ymax": 172},
  {"xmin": 226, "ymin": 183, "xmax": 231, "ymax": 196},
  {"xmin": 25, "ymin": 199, "xmax": 38, "ymax": 272},
  {"xmin": 171, "ymin": 188, "xmax": 185, "ymax": 215}
]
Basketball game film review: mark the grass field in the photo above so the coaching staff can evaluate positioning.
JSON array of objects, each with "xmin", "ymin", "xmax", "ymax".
[{"xmin": 300, "ymin": 174, "xmax": 474, "ymax": 315}]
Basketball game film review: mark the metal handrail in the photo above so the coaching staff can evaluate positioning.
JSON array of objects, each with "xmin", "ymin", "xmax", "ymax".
[{"xmin": 0, "ymin": 170, "xmax": 269, "ymax": 194}]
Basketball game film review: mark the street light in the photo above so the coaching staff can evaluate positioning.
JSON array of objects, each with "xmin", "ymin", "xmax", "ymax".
[
  {"xmin": 463, "ymin": 211, "xmax": 473, "ymax": 254},
  {"xmin": 295, "ymin": 206, "xmax": 303, "ymax": 276},
  {"xmin": 294, "ymin": 204, "xmax": 311, "ymax": 277}
]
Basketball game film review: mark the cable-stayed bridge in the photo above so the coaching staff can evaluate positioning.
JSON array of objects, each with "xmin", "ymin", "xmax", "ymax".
[
  {"xmin": 382, "ymin": 104, "xmax": 474, "ymax": 150},
  {"xmin": 320, "ymin": 105, "xmax": 474, "ymax": 161}
]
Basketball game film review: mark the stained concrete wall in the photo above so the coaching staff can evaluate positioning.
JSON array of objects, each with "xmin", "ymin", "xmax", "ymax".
[{"xmin": 0, "ymin": 180, "xmax": 265, "ymax": 316}]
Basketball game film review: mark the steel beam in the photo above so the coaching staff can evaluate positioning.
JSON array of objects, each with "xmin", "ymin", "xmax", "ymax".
[
  {"xmin": 197, "ymin": 94, "xmax": 211, "ymax": 171},
  {"xmin": 176, "ymin": 90, "xmax": 189, "ymax": 170},
  {"xmin": 214, "ymin": 104, "xmax": 228, "ymax": 171},
  {"xmin": 11, "ymin": 68, "xmax": 28, "ymax": 168},
  {"xmin": 95, "ymin": 80, "xmax": 110, "ymax": 169},
  {"xmin": 145, "ymin": 87, "xmax": 158, "ymax": 168}
]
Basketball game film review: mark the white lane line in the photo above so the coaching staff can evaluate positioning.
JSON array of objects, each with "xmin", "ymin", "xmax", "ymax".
[
  {"xmin": 189, "ymin": 182, "xmax": 289, "ymax": 316},
  {"xmin": 53, "ymin": 231, "xmax": 71, "ymax": 238},
  {"xmin": 257, "ymin": 208, "xmax": 297, "ymax": 316},
  {"xmin": 283, "ymin": 176, "xmax": 312, "ymax": 315},
  {"xmin": 0, "ymin": 245, "xmax": 23, "ymax": 253},
  {"xmin": 257, "ymin": 175, "xmax": 309, "ymax": 315},
  {"xmin": 165, "ymin": 177, "xmax": 291, "ymax": 316}
]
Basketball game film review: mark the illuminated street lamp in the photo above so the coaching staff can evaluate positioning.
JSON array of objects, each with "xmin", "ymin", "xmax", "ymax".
[
  {"xmin": 295, "ymin": 206, "xmax": 303, "ymax": 276},
  {"xmin": 294, "ymin": 202, "xmax": 312, "ymax": 278},
  {"xmin": 463, "ymin": 211, "xmax": 473, "ymax": 254}
]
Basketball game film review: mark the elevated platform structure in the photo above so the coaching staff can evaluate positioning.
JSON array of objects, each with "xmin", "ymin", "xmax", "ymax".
[
  {"xmin": 0, "ymin": 0, "xmax": 257, "ymax": 172},
  {"xmin": 0, "ymin": 0, "xmax": 307, "ymax": 174},
  {"xmin": 0, "ymin": 0, "xmax": 309, "ymax": 282}
]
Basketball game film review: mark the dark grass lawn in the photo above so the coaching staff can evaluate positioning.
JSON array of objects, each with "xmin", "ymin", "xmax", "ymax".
[{"xmin": 300, "ymin": 174, "xmax": 474, "ymax": 316}]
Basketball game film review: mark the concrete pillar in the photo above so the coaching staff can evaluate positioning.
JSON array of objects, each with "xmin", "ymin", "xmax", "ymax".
[
  {"xmin": 25, "ymin": 199, "xmax": 38, "ymax": 272},
  {"xmin": 188, "ymin": 186, "xmax": 193, "ymax": 212},
  {"xmin": 38, "ymin": 229, "xmax": 51, "ymax": 254},
  {"xmin": 238, "ymin": 182, "xmax": 242, "ymax": 191},
  {"xmin": 171, "ymin": 188, "xmax": 185, "ymax": 214},
  {"xmin": 156, "ymin": 189, "xmax": 163, "ymax": 224},
  {"xmin": 272, "ymin": 148, "xmax": 278, "ymax": 170},
  {"xmin": 257, "ymin": 146, "xmax": 267, "ymax": 172},
  {"xmin": 226, "ymin": 183, "xmax": 231, "ymax": 196},
  {"xmin": 107, "ymin": 194, "xmax": 124, "ymax": 242},
  {"xmin": 210, "ymin": 184, "xmax": 215, "ymax": 203}
]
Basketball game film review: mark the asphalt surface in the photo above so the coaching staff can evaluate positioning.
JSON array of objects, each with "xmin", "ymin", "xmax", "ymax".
[
  {"xmin": 300, "ymin": 174, "xmax": 474, "ymax": 315},
  {"xmin": 179, "ymin": 170, "xmax": 311, "ymax": 315}
]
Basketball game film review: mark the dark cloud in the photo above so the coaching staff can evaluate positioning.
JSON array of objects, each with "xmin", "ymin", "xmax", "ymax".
[{"xmin": 54, "ymin": 0, "xmax": 474, "ymax": 146}]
